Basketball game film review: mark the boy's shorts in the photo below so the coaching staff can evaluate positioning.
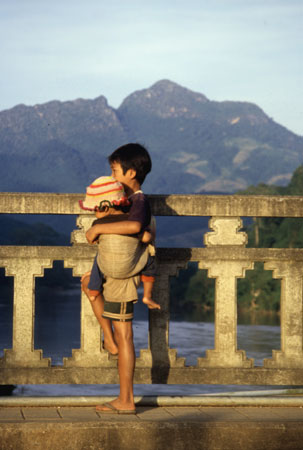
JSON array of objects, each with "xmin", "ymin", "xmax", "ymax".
[{"xmin": 102, "ymin": 300, "xmax": 135, "ymax": 322}]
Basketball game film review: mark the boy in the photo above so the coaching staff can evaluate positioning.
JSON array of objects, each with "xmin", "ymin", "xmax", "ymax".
[{"xmin": 85, "ymin": 143, "xmax": 158, "ymax": 414}]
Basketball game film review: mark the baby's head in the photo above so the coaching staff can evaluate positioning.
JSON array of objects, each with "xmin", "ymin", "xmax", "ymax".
[{"xmin": 79, "ymin": 176, "xmax": 130, "ymax": 217}]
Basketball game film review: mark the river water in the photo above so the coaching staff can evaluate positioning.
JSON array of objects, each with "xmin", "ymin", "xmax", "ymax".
[{"xmin": 0, "ymin": 284, "xmax": 291, "ymax": 397}]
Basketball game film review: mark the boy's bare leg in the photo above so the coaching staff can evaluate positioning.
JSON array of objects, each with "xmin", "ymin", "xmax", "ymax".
[
  {"xmin": 81, "ymin": 274, "xmax": 118, "ymax": 355},
  {"xmin": 142, "ymin": 280, "xmax": 161, "ymax": 310},
  {"xmin": 96, "ymin": 320, "xmax": 135, "ymax": 412}
]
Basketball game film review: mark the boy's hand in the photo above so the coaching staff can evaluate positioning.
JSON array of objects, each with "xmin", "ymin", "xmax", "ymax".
[
  {"xmin": 141, "ymin": 217, "xmax": 156, "ymax": 243},
  {"xmin": 86, "ymin": 226, "xmax": 99, "ymax": 244}
]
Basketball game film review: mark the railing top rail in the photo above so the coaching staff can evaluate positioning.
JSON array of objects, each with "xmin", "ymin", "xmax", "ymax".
[{"xmin": 1, "ymin": 192, "xmax": 303, "ymax": 217}]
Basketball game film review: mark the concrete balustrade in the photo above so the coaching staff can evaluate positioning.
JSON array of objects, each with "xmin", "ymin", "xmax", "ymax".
[{"xmin": 1, "ymin": 193, "xmax": 303, "ymax": 386}]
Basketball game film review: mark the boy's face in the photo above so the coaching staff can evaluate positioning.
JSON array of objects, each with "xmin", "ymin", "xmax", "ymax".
[{"xmin": 110, "ymin": 161, "xmax": 135, "ymax": 189}]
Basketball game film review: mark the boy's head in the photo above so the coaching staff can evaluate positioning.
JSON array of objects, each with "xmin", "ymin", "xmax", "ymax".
[
  {"xmin": 79, "ymin": 176, "xmax": 130, "ymax": 213},
  {"xmin": 108, "ymin": 143, "xmax": 151, "ymax": 185}
]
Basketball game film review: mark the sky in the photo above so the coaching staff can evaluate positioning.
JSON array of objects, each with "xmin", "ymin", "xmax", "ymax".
[{"xmin": 1, "ymin": 0, "xmax": 303, "ymax": 135}]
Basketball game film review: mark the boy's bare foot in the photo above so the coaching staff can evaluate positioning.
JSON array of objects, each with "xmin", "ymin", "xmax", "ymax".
[
  {"xmin": 96, "ymin": 398, "xmax": 135, "ymax": 413},
  {"xmin": 142, "ymin": 296, "xmax": 161, "ymax": 310},
  {"xmin": 102, "ymin": 339, "xmax": 118, "ymax": 356}
]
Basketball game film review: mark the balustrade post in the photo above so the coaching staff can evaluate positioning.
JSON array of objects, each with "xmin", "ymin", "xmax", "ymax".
[
  {"xmin": 198, "ymin": 217, "xmax": 254, "ymax": 368},
  {"xmin": 1, "ymin": 258, "xmax": 52, "ymax": 367},
  {"xmin": 137, "ymin": 262, "xmax": 186, "ymax": 368},
  {"xmin": 264, "ymin": 261, "xmax": 303, "ymax": 368},
  {"xmin": 71, "ymin": 215, "xmax": 92, "ymax": 245}
]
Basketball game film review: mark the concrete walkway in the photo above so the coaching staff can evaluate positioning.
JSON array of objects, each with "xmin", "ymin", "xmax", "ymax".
[{"xmin": 1, "ymin": 400, "xmax": 303, "ymax": 450}]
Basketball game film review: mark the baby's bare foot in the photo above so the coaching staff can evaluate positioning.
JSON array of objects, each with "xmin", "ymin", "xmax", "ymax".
[{"xmin": 142, "ymin": 297, "xmax": 161, "ymax": 310}]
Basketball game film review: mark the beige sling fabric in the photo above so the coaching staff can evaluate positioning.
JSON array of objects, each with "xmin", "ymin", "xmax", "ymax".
[
  {"xmin": 97, "ymin": 234, "xmax": 149, "ymax": 279},
  {"xmin": 95, "ymin": 215, "xmax": 156, "ymax": 303}
]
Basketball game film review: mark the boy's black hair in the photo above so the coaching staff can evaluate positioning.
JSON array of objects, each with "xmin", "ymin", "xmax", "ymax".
[{"xmin": 108, "ymin": 143, "xmax": 152, "ymax": 185}]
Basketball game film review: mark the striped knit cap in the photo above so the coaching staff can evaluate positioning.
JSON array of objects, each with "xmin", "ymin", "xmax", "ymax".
[{"xmin": 79, "ymin": 176, "xmax": 129, "ymax": 211}]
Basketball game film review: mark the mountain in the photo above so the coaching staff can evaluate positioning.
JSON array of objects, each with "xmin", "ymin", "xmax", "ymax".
[
  {"xmin": 1, "ymin": 80, "xmax": 302, "ymax": 194},
  {"xmin": 0, "ymin": 97, "xmax": 126, "ymax": 192}
]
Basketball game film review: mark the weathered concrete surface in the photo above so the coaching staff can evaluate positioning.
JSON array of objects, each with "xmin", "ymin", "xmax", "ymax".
[
  {"xmin": 1, "ymin": 405, "xmax": 303, "ymax": 450},
  {"xmin": 3, "ymin": 244, "xmax": 303, "ymax": 262},
  {"xmin": 2, "ymin": 192, "xmax": 303, "ymax": 217},
  {"xmin": 3, "ymin": 367, "xmax": 303, "ymax": 386},
  {"xmin": 2, "ymin": 395, "xmax": 303, "ymax": 407}
]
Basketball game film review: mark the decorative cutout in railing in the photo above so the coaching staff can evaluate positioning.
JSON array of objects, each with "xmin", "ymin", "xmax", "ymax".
[{"xmin": 1, "ymin": 193, "xmax": 303, "ymax": 385}]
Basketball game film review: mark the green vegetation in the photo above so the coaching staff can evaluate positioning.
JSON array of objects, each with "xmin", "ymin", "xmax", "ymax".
[
  {"xmin": 241, "ymin": 165, "xmax": 303, "ymax": 249},
  {"xmin": 170, "ymin": 264, "xmax": 215, "ymax": 317},
  {"xmin": 171, "ymin": 165, "xmax": 303, "ymax": 315}
]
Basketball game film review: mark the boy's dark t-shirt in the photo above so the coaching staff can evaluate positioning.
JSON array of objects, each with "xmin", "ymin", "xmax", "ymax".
[{"xmin": 128, "ymin": 192, "xmax": 151, "ymax": 231}]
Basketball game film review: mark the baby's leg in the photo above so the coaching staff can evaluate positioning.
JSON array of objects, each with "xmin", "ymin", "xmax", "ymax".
[
  {"xmin": 86, "ymin": 255, "xmax": 103, "ymax": 301},
  {"xmin": 141, "ymin": 276, "xmax": 161, "ymax": 310},
  {"xmin": 81, "ymin": 273, "xmax": 118, "ymax": 355},
  {"xmin": 141, "ymin": 256, "xmax": 160, "ymax": 310}
]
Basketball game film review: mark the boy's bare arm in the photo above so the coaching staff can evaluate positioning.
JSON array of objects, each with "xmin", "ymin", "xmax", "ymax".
[
  {"xmin": 141, "ymin": 216, "xmax": 156, "ymax": 243},
  {"xmin": 86, "ymin": 220, "xmax": 141, "ymax": 244}
]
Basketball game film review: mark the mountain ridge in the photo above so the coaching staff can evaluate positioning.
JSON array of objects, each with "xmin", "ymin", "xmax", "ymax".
[{"xmin": 0, "ymin": 80, "xmax": 302, "ymax": 194}]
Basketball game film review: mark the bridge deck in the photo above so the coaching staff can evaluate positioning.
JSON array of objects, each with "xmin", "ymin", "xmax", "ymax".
[{"xmin": 1, "ymin": 403, "xmax": 303, "ymax": 450}]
